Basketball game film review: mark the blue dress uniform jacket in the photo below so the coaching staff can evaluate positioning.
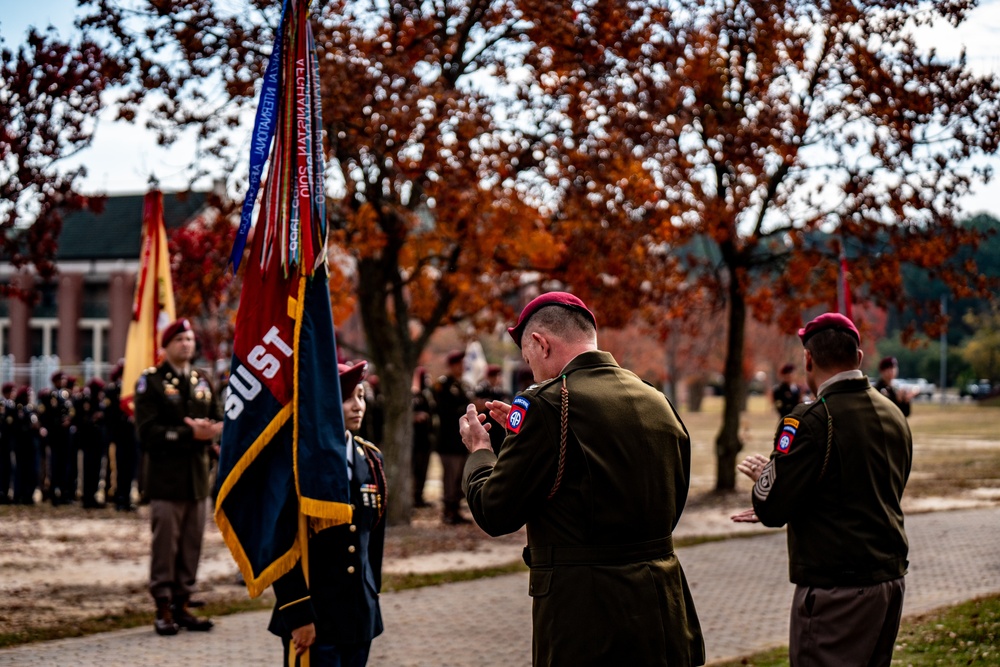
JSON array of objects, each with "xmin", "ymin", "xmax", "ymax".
[
  {"xmin": 464, "ymin": 351, "xmax": 705, "ymax": 667},
  {"xmin": 752, "ymin": 377, "xmax": 912, "ymax": 587},
  {"xmin": 268, "ymin": 435, "xmax": 387, "ymax": 646},
  {"xmin": 134, "ymin": 363, "xmax": 222, "ymax": 501}
]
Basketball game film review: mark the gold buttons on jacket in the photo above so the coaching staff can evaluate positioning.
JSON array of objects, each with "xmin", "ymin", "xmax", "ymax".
[
  {"xmin": 348, "ymin": 545, "xmax": 356, "ymax": 553},
  {"xmin": 349, "ymin": 525, "xmax": 357, "ymax": 532},
  {"xmin": 347, "ymin": 566, "xmax": 355, "ymax": 574}
]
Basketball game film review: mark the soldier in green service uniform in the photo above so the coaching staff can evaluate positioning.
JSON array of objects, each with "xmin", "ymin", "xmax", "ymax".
[
  {"xmin": 733, "ymin": 312, "xmax": 912, "ymax": 667},
  {"xmin": 134, "ymin": 318, "xmax": 223, "ymax": 636},
  {"xmin": 458, "ymin": 292, "xmax": 704, "ymax": 667}
]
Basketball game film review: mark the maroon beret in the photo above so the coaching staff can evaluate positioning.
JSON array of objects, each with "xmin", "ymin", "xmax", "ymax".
[
  {"xmin": 779, "ymin": 363, "xmax": 795, "ymax": 375},
  {"xmin": 879, "ymin": 356, "xmax": 898, "ymax": 371},
  {"xmin": 507, "ymin": 292, "xmax": 597, "ymax": 348},
  {"xmin": 1, "ymin": 382, "xmax": 14, "ymax": 393},
  {"xmin": 339, "ymin": 361, "xmax": 368, "ymax": 398},
  {"xmin": 109, "ymin": 361, "xmax": 124, "ymax": 382},
  {"xmin": 486, "ymin": 364, "xmax": 502, "ymax": 375},
  {"xmin": 797, "ymin": 313, "xmax": 860, "ymax": 346},
  {"xmin": 161, "ymin": 318, "xmax": 193, "ymax": 348},
  {"xmin": 51, "ymin": 370, "xmax": 65, "ymax": 385},
  {"xmin": 446, "ymin": 350, "xmax": 465, "ymax": 365},
  {"xmin": 88, "ymin": 377, "xmax": 105, "ymax": 392}
]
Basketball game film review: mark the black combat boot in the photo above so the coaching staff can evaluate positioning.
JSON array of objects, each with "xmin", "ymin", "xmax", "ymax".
[
  {"xmin": 154, "ymin": 597, "xmax": 179, "ymax": 636},
  {"xmin": 173, "ymin": 595, "xmax": 214, "ymax": 631}
]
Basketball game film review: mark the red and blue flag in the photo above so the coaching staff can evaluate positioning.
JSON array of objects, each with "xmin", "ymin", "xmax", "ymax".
[{"xmin": 214, "ymin": 0, "xmax": 348, "ymax": 599}]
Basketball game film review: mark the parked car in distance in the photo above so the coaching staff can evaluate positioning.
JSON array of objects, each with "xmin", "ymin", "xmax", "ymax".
[
  {"xmin": 961, "ymin": 380, "xmax": 993, "ymax": 399},
  {"xmin": 895, "ymin": 378, "xmax": 936, "ymax": 398}
]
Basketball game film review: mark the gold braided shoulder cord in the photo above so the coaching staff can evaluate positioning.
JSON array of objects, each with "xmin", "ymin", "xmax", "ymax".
[
  {"xmin": 817, "ymin": 397, "xmax": 833, "ymax": 482},
  {"xmin": 547, "ymin": 374, "xmax": 568, "ymax": 500}
]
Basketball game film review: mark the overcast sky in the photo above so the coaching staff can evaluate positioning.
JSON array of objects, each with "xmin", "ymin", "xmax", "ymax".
[{"xmin": 4, "ymin": 0, "xmax": 1000, "ymax": 218}]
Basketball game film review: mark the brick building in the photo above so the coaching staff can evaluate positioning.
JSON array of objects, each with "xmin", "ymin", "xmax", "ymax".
[{"xmin": 0, "ymin": 191, "xmax": 210, "ymax": 376}]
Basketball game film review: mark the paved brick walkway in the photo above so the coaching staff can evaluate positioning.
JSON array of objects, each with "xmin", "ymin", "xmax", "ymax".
[{"xmin": 1, "ymin": 506, "xmax": 998, "ymax": 666}]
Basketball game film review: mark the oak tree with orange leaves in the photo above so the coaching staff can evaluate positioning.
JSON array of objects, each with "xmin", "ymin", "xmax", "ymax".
[
  {"xmin": 525, "ymin": 0, "xmax": 1000, "ymax": 490},
  {"xmin": 82, "ymin": 0, "xmax": 648, "ymax": 522}
]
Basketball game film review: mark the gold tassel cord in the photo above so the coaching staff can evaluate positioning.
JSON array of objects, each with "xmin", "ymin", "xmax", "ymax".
[{"xmin": 547, "ymin": 375, "xmax": 569, "ymax": 500}]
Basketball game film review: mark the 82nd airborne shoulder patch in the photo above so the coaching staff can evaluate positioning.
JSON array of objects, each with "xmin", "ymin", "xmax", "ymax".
[
  {"xmin": 507, "ymin": 396, "xmax": 530, "ymax": 434},
  {"xmin": 776, "ymin": 416, "xmax": 799, "ymax": 453}
]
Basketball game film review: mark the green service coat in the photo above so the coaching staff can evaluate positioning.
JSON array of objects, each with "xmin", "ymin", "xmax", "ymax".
[
  {"xmin": 752, "ymin": 376, "xmax": 912, "ymax": 587},
  {"xmin": 464, "ymin": 350, "xmax": 705, "ymax": 667},
  {"xmin": 134, "ymin": 362, "xmax": 222, "ymax": 501}
]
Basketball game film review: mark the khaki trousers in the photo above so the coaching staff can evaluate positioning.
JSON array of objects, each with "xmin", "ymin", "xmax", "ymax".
[
  {"xmin": 790, "ymin": 577, "xmax": 905, "ymax": 667},
  {"xmin": 149, "ymin": 498, "xmax": 207, "ymax": 601}
]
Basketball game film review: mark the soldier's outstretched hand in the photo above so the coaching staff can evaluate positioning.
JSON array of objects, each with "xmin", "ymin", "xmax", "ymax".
[
  {"xmin": 730, "ymin": 508, "xmax": 760, "ymax": 523},
  {"xmin": 736, "ymin": 453, "xmax": 769, "ymax": 482},
  {"xmin": 485, "ymin": 399, "xmax": 511, "ymax": 427}
]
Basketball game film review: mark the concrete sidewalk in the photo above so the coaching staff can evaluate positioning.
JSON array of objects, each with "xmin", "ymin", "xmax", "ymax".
[{"xmin": 2, "ymin": 506, "xmax": 998, "ymax": 666}]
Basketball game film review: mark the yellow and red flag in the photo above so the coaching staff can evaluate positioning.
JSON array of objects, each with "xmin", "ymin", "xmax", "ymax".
[{"xmin": 120, "ymin": 190, "xmax": 175, "ymax": 414}]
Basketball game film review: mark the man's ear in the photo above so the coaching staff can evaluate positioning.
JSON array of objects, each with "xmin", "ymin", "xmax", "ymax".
[
  {"xmin": 531, "ymin": 331, "xmax": 550, "ymax": 357},
  {"xmin": 804, "ymin": 349, "xmax": 813, "ymax": 373}
]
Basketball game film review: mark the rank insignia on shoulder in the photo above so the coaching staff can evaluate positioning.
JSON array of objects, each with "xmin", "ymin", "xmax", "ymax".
[
  {"xmin": 783, "ymin": 417, "xmax": 799, "ymax": 428},
  {"xmin": 776, "ymin": 423, "xmax": 796, "ymax": 453},
  {"xmin": 507, "ymin": 396, "xmax": 530, "ymax": 434}
]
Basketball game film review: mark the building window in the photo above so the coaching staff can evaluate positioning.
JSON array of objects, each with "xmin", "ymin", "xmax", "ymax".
[
  {"xmin": 34, "ymin": 282, "xmax": 58, "ymax": 318},
  {"xmin": 29, "ymin": 321, "xmax": 57, "ymax": 358},
  {"xmin": 82, "ymin": 282, "xmax": 110, "ymax": 319}
]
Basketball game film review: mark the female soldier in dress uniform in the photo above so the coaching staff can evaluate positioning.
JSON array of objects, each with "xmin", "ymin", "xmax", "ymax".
[{"xmin": 268, "ymin": 360, "xmax": 388, "ymax": 667}]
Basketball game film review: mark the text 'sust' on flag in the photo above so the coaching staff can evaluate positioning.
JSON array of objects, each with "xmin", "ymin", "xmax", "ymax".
[
  {"xmin": 120, "ymin": 190, "xmax": 175, "ymax": 415},
  {"xmin": 214, "ymin": 0, "xmax": 349, "ymax": 600}
]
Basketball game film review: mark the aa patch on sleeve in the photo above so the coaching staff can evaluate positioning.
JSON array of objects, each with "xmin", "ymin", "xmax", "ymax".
[
  {"xmin": 776, "ymin": 423, "xmax": 796, "ymax": 453},
  {"xmin": 507, "ymin": 396, "xmax": 531, "ymax": 434}
]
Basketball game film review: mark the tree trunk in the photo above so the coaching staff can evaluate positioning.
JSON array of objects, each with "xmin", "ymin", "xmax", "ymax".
[
  {"xmin": 715, "ymin": 273, "xmax": 746, "ymax": 492},
  {"xmin": 375, "ymin": 359, "xmax": 414, "ymax": 526},
  {"xmin": 356, "ymin": 257, "xmax": 418, "ymax": 526}
]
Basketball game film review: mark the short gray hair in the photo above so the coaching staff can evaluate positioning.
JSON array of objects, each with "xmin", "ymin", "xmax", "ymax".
[{"xmin": 522, "ymin": 305, "xmax": 596, "ymax": 344}]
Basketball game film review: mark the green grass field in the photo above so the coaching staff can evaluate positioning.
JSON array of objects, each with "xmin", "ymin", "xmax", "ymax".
[{"xmin": 678, "ymin": 396, "xmax": 1000, "ymax": 499}]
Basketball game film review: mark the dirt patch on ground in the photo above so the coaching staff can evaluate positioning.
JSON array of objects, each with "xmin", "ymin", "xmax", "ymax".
[{"xmin": 0, "ymin": 500, "xmax": 526, "ymax": 640}]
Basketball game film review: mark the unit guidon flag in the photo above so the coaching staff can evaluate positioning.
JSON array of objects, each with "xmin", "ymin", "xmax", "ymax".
[{"xmin": 214, "ymin": 0, "xmax": 349, "ymax": 599}]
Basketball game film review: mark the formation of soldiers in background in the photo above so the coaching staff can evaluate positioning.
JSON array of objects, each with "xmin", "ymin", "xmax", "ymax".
[
  {"xmin": 0, "ymin": 366, "xmax": 141, "ymax": 510},
  {"xmin": 2, "ymin": 349, "xmax": 517, "ymax": 522}
]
